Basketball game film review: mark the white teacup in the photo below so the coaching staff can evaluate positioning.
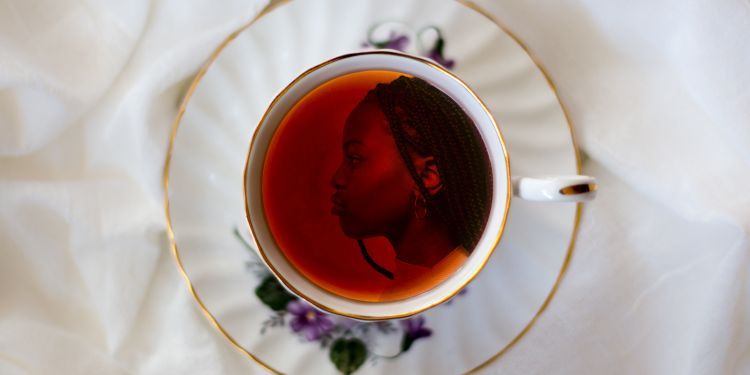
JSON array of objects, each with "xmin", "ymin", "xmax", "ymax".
[{"xmin": 244, "ymin": 50, "xmax": 596, "ymax": 320}]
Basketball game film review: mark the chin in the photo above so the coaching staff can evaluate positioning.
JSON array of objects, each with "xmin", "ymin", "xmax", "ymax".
[{"xmin": 338, "ymin": 217, "xmax": 372, "ymax": 239}]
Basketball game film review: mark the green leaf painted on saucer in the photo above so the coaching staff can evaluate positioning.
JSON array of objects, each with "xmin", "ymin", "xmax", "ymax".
[
  {"xmin": 255, "ymin": 274, "xmax": 297, "ymax": 311},
  {"xmin": 330, "ymin": 338, "xmax": 367, "ymax": 374}
]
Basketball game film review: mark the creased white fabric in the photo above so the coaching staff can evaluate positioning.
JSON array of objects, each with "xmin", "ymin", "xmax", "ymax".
[
  {"xmin": 0, "ymin": 0, "xmax": 266, "ymax": 373},
  {"xmin": 0, "ymin": 0, "xmax": 748, "ymax": 374}
]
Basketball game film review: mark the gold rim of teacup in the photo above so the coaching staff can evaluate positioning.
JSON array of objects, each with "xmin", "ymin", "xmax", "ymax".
[
  {"xmin": 162, "ymin": 0, "xmax": 584, "ymax": 372},
  {"xmin": 242, "ymin": 50, "xmax": 512, "ymax": 321}
]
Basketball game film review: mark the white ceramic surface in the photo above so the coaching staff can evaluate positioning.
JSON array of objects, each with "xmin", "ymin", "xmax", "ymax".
[{"xmin": 166, "ymin": 0, "xmax": 580, "ymax": 373}]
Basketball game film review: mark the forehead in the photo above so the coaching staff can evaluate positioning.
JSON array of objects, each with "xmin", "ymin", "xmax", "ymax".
[{"xmin": 343, "ymin": 101, "xmax": 391, "ymax": 142}]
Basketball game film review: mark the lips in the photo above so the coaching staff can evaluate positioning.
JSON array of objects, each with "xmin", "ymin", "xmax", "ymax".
[{"xmin": 330, "ymin": 194, "xmax": 347, "ymax": 215}]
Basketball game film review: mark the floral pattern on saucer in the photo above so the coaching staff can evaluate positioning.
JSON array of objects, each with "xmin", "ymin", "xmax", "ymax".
[
  {"xmin": 165, "ymin": 0, "xmax": 581, "ymax": 372},
  {"xmin": 236, "ymin": 228, "xmax": 466, "ymax": 374},
  {"xmin": 362, "ymin": 23, "xmax": 455, "ymax": 69},
  {"xmin": 233, "ymin": 23, "xmax": 459, "ymax": 374}
]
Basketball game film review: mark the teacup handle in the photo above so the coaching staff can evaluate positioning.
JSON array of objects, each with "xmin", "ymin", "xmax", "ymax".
[{"xmin": 512, "ymin": 176, "xmax": 597, "ymax": 202}]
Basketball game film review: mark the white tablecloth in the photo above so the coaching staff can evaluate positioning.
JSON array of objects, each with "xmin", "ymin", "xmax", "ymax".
[{"xmin": 1, "ymin": 0, "xmax": 748, "ymax": 373}]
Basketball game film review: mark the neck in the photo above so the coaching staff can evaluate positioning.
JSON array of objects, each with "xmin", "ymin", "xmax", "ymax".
[{"xmin": 386, "ymin": 216, "xmax": 457, "ymax": 268}]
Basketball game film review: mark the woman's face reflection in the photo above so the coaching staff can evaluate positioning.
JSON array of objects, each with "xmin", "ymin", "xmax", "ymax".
[{"xmin": 329, "ymin": 101, "xmax": 416, "ymax": 239}]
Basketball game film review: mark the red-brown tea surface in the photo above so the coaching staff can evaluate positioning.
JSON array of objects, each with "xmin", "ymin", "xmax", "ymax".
[{"xmin": 262, "ymin": 70, "xmax": 466, "ymax": 302}]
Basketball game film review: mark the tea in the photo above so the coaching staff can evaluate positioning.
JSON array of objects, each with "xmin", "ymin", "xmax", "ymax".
[{"xmin": 262, "ymin": 70, "xmax": 492, "ymax": 302}]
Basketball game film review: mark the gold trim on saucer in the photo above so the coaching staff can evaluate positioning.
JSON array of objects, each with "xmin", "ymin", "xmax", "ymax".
[
  {"xmin": 163, "ymin": 0, "xmax": 584, "ymax": 373},
  {"xmin": 163, "ymin": 1, "xmax": 287, "ymax": 374},
  {"xmin": 459, "ymin": 1, "xmax": 583, "ymax": 373}
]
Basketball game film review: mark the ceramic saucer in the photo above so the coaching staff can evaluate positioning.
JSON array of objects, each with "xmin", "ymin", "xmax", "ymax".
[{"xmin": 165, "ymin": 0, "xmax": 581, "ymax": 373}]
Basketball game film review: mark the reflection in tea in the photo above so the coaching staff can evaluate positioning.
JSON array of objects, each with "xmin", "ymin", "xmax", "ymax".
[{"xmin": 263, "ymin": 71, "xmax": 491, "ymax": 302}]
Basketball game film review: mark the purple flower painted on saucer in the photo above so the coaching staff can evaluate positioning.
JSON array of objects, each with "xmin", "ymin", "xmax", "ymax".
[
  {"xmin": 363, "ymin": 31, "xmax": 410, "ymax": 51},
  {"xmin": 421, "ymin": 27, "xmax": 455, "ymax": 69},
  {"xmin": 426, "ymin": 49, "xmax": 455, "ymax": 70},
  {"xmin": 399, "ymin": 316, "xmax": 432, "ymax": 352},
  {"xmin": 382, "ymin": 32, "xmax": 410, "ymax": 51},
  {"xmin": 288, "ymin": 300, "xmax": 335, "ymax": 341},
  {"xmin": 363, "ymin": 23, "xmax": 456, "ymax": 70},
  {"xmin": 401, "ymin": 316, "xmax": 432, "ymax": 340}
]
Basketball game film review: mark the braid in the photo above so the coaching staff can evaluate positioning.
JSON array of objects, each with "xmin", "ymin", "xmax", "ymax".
[{"xmin": 369, "ymin": 76, "xmax": 492, "ymax": 251}]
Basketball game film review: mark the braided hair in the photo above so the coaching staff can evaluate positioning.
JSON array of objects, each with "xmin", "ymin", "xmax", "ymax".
[{"xmin": 363, "ymin": 75, "xmax": 492, "ymax": 251}]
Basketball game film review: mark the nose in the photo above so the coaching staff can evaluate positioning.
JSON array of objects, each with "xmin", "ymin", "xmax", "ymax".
[{"xmin": 330, "ymin": 163, "xmax": 346, "ymax": 190}]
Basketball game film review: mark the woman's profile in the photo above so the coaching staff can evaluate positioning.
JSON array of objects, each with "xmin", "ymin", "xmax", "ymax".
[{"xmin": 329, "ymin": 75, "xmax": 492, "ymax": 282}]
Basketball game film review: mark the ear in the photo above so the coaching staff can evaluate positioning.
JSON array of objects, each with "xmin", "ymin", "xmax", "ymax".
[{"xmin": 413, "ymin": 155, "xmax": 443, "ymax": 196}]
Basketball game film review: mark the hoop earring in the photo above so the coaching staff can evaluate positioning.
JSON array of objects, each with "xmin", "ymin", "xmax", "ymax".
[{"xmin": 413, "ymin": 194, "xmax": 428, "ymax": 219}]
